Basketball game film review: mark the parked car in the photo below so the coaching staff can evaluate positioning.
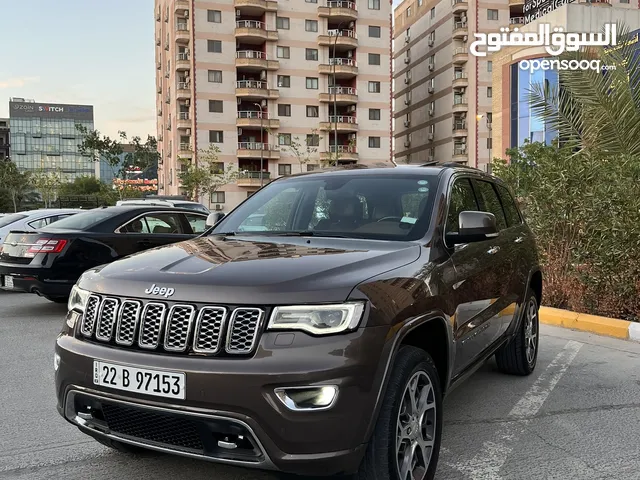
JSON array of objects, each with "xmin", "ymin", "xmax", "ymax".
[
  {"xmin": 0, "ymin": 206, "xmax": 209, "ymax": 303},
  {"xmin": 54, "ymin": 163, "xmax": 541, "ymax": 479},
  {"xmin": 116, "ymin": 198, "xmax": 210, "ymax": 213},
  {"xmin": 0, "ymin": 209, "xmax": 82, "ymax": 248}
]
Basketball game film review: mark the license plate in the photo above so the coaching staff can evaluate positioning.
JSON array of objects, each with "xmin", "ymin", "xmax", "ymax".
[
  {"xmin": 93, "ymin": 361, "xmax": 186, "ymax": 400},
  {"xmin": 2, "ymin": 275, "xmax": 13, "ymax": 289}
]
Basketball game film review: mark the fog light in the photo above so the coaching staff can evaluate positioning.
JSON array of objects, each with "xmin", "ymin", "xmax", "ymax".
[
  {"xmin": 274, "ymin": 385, "xmax": 339, "ymax": 411},
  {"xmin": 54, "ymin": 353, "xmax": 60, "ymax": 371}
]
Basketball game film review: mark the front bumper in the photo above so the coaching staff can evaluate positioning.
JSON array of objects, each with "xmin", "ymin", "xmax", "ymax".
[
  {"xmin": 0, "ymin": 264, "xmax": 74, "ymax": 297},
  {"xmin": 54, "ymin": 325, "xmax": 389, "ymax": 476}
]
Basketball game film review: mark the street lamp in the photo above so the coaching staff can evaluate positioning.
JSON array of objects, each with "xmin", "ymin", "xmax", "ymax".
[
  {"xmin": 254, "ymin": 100, "xmax": 267, "ymax": 187},
  {"xmin": 332, "ymin": 20, "xmax": 355, "ymax": 165}
]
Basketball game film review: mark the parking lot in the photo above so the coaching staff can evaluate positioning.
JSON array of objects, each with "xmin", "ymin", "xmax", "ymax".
[{"xmin": 1, "ymin": 291, "xmax": 640, "ymax": 480}]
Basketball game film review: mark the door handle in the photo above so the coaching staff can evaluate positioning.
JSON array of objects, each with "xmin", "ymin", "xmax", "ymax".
[
  {"xmin": 487, "ymin": 246, "xmax": 500, "ymax": 255},
  {"xmin": 514, "ymin": 236, "xmax": 524, "ymax": 244}
]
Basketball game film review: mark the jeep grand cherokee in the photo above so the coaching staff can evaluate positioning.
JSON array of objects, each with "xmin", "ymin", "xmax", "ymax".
[{"xmin": 54, "ymin": 163, "xmax": 542, "ymax": 480}]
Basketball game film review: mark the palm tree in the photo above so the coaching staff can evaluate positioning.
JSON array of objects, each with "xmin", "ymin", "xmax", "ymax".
[{"xmin": 528, "ymin": 22, "xmax": 640, "ymax": 156}]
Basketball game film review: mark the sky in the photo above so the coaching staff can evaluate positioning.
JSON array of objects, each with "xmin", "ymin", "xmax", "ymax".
[{"xmin": 0, "ymin": 0, "xmax": 155, "ymax": 140}]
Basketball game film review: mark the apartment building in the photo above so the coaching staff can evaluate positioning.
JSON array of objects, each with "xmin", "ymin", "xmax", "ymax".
[{"xmin": 155, "ymin": 0, "xmax": 393, "ymax": 211}]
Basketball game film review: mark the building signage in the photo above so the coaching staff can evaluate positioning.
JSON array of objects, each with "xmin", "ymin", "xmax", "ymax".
[
  {"xmin": 523, "ymin": 0, "xmax": 577, "ymax": 25},
  {"xmin": 9, "ymin": 101, "xmax": 94, "ymax": 121}
]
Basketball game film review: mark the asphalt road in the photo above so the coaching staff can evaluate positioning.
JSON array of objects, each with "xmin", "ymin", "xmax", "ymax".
[{"xmin": 1, "ymin": 291, "xmax": 640, "ymax": 480}]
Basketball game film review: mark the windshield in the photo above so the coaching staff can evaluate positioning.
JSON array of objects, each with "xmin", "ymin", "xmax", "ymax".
[
  {"xmin": 211, "ymin": 173, "xmax": 437, "ymax": 241},
  {"xmin": 39, "ymin": 209, "xmax": 115, "ymax": 231},
  {"xmin": 0, "ymin": 214, "xmax": 28, "ymax": 229}
]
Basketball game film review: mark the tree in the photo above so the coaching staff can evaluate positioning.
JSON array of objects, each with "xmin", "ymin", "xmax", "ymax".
[
  {"xmin": 30, "ymin": 168, "xmax": 63, "ymax": 208},
  {"xmin": 0, "ymin": 161, "xmax": 31, "ymax": 212},
  {"xmin": 59, "ymin": 175, "xmax": 118, "ymax": 206},
  {"xmin": 287, "ymin": 130, "xmax": 323, "ymax": 172},
  {"xmin": 178, "ymin": 145, "xmax": 238, "ymax": 203}
]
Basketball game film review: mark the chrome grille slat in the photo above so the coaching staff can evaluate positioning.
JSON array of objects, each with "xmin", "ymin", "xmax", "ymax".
[
  {"xmin": 226, "ymin": 308, "xmax": 265, "ymax": 354},
  {"xmin": 163, "ymin": 305, "xmax": 196, "ymax": 352},
  {"xmin": 80, "ymin": 295, "xmax": 101, "ymax": 337},
  {"xmin": 193, "ymin": 307, "xmax": 228, "ymax": 354},
  {"xmin": 115, "ymin": 300, "xmax": 142, "ymax": 346},
  {"xmin": 138, "ymin": 302, "xmax": 167, "ymax": 349},
  {"xmin": 95, "ymin": 298, "xmax": 120, "ymax": 341}
]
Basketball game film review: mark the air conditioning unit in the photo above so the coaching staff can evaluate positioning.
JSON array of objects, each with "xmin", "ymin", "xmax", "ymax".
[
  {"xmin": 186, "ymin": 128, "xmax": 191, "ymax": 135},
  {"xmin": 404, "ymin": 57, "xmax": 410, "ymax": 64},
  {"xmin": 428, "ymin": 155, "xmax": 434, "ymax": 162},
  {"xmin": 237, "ymin": 97, "xmax": 242, "ymax": 104},
  {"xmin": 404, "ymin": 78, "xmax": 410, "ymax": 84},
  {"xmin": 348, "ymin": 105, "xmax": 356, "ymax": 112},
  {"xmin": 428, "ymin": 64, "xmax": 434, "ymax": 71},
  {"xmin": 156, "ymin": 38, "xmax": 161, "ymax": 46},
  {"xmin": 237, "ymin": 127, "xmax": 243, "ymax": 135},
  {"xmin": 429, "ymin": 108, "xmax": 434, "ymax": 116},
  {"xmin": 184, "ymin": 10, "xmax": 189, "ymax": 18},
  {"xmin": 185, "ymin": 99, "xmax": 190, "ymax": 106},
  {"xmin": 428, "ymin": 133, "xmax": 434, "ymax": 141},
  {"xmin": 404, "ymin": 140, "xmax": 411, "ymax": 147},
  {"xmin": 428, "ymin": 38, "xmax": 434, "ymax": 46},
  {"xmin": 428, "ymin": 87, "xmax": 434, "ymax": 93},
  {"xmin": 405, "ymin": 36, "xmax": 410, "ymax": 43},
  {"xmin": 404, "ymin": 98, "xmax": 411, "ymax": 105},
  {"xmin": 157, "ymin": 86, "xmax": 162, "ymax": 93},
  {"xmin": 236, "ymin": 9, "xmax": 241, "ymax": 16},
  {"xmin": 349, "ymin": 133, "xmax": 356, "ymax": 140},
  {"xmin": 260, "ymin": 70, "xmax": 267, "ymax": 80},
  {"xmin": 404, "ymin": 120, "xmax": 410, "ymax": 127},
  {"xmin": 215, "ymin": 204, "xmax": 223, "ymax": 211}
]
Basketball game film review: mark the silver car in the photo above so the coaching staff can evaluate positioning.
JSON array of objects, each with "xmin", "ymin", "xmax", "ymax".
[{"xmin": 0, "ymin": 209, "xmax": 82, "ymax": 247}]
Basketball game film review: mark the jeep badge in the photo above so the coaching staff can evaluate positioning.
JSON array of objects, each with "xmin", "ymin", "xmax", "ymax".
[{"xmin": 144, "ymin": 284, "xmax": 175, "ymax": 298}]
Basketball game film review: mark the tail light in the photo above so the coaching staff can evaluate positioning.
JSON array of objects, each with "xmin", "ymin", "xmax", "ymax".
[{"xmin": 27, "ymin": 238, "xmax": 68, "ymax": 254}]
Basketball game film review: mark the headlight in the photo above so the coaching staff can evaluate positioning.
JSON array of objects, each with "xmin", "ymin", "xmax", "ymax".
[
  {"xmin": 67, "ymin": 285, "xmax": 90, "ymax": 313},
  {"xmin": 267, "ymin": 302, "xmax": 365, "ymax": 335}
]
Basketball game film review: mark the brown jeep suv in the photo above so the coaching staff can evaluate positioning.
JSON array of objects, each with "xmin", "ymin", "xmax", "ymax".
[{"xmin": 54, "ymin": 163, "xmax": 542, "ymax": 480}]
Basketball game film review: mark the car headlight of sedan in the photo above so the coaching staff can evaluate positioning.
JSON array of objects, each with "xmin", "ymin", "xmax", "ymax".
[
  {"xmin": 68, "ymin": 285, "xmax": 90, "ymax": 313},
  {"xmin": 267, "ymin": 302, "xmax": 366, "ymax": 335}
]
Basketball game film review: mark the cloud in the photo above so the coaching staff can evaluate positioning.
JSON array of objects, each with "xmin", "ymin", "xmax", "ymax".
[{"xmin": 0, "ymin": 76, "xmax": 40, "ymax": 89}]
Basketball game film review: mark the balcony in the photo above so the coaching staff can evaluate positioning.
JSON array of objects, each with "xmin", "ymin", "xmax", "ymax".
[
  {"xmin": 176, "ymin": 82, "xmax": 192, "ymax": 100},
  {"xmin": 235, "ymin": 50, "xmax": 279, "ymax": 71},
  {"xmin": 235, "ymin": 20, "xmax": 278, "ymax": 43},
  {"xmin": 236, "ymin": 80, "xmax": 280, "ymax": 100},
  {"xmin": 175, "ymin": 22, "xmax": 190, "ymax": 43},
  {"xmin": 318, "ymin": 1, "xmax": 358, "ymax": 22},
  {"xmin": 453, "ymin": 96, "xmax": 468, "ymax": 113},
  {"xmin": 452, "ymin": 145, "xmax": 468, "ymax": 162},
  {"xmin": 237, "ymin": 171, "xmax": 272, "ymax": 187},
  {"xmin": 237, "ymin": 142, "xmax": 280, "ymax": 159},
  {"xmin": 174, "ymin": 0, "xmax": 189, "ymax": 13},
  {"xmin": 452, "ymin": 20, "xmax": 468, "ymax": 39},
  {"xmin": 177, "ymin": 112, "xmax": 191, "ymax": 129},
  {"xmin": 236, "ymin": 111, "xmax": 280, "ymax": 129},
  {"xmin": 178, "ymin": 143, "xmax": 193, "ymax": 157},
  {"xmin": 319, "ymin": 115, "xmax": 358, "ymax": 132},
  {"xmin": 319, "ymin": 58, "xmax": 358, "ymax": 78},
  {"xmin": 452, "ymin": 0, "xmax": 468, "ymax": 13},
  {"xmin": 509, "ymin": 0, "xmax": 524, "ymax": 5},
  {"xmin": 176, "ymin": 52, "xmax": 190, "ymax": 70},
  {"xmin": 452, "ymin": 122, "xmax": 467, "ymax": 138},
  {"xmin": 452, "ymin": 72, "xmax": 468, "ymax": 88},
  {"xmin": 453, "ymin": 47, "xmax": 468, "ymax": 64},
  {"xmin": 321, "ymin": 145, "xmax": 358, "ymax": 162},
  {"xmin": 318, "ymin": 29, "xmax": 358, "ymax": 49},
  {"xmin": 510, "ymin": 16, "xmax": 524, "ymax": 26},
  {"xmin": 319, "ymin": 86, "xmax": 358, "ymax": 104},
  {"xmin": 234, "ymin": 0, "xmax": 278, "ymax": 13}
]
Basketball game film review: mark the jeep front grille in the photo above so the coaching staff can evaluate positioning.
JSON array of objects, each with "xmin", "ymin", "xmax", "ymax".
[{"xmin": 80, "ymin": 295, "xmax": 265, "ymax": 356}]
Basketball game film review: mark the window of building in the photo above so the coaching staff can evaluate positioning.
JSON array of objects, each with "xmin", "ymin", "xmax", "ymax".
[
  {"xmin": 305, "ymin": 19, "xmax": 318, "ymax": 32},
  {"xmin": 306, "ymin": 77, "xmax": 319, "ymax": 89},
  {"xmin": 278, "ymin": 133, "xmax": 292, "ymax": 146},
  {"xmin": 369, "ymin": 53, "xmax": 381, "ymax": 65},
  {"xmin": 278, "ymin": 104, "xmax": 291, "ymax": 116},
  {"xmin": 368, "ymin": 81, "xmax": 381, "ymax": 93},
  {"xmin": 307, "ymin": 134, "xmax": 320, "ymax": 146},
  {"xmin": 307, "ymin": 164, "xmax": 319, "ymax": 171},
  {"xmin": 211, "ymin": 191, "xmax": 225, "ymax": 203},
  {"xmin": 208, "ymin": 70, "xmax": 222, "ymax": 82},
  {"xmin": 368, "ymin": 137, "xmax": 381, "ymax": 148},
  {"xmin": 277, "ymin": 46, "xmax": 290, "ymax": 58},
  {"xmin": 487, "ymin": 137, "xmax": 493, "ymax": 149},
  {"xmin": 305, "ymin": 0, "xmax": 318, "ymax": 3},
  {"xmin": 406, "ymin": 6, "xmax": 412, "ymax": 16},
  {"xmin": 487, "ymin": 87, "xmax": 493, "ymax": 98},
  {"xmin": 487, "ymin": 9, "xmax": 499, "ymax": 20},
  {"xmin": 430, "ymin": 7, "xmax": 435, "ymax": 19},
  {"xmin": 487, "ymin": 61, "xmax": 493, "ymax": 72},
  {"xmin": 369, "ymin": 26, "xmax": 381, "ymax": 37},
  {"xmin": 209, "ymin": 100, "xmax": 223, "ymax": 113},
  {"xmin": 207, "ymin": 40, "xmax": 222, "ymax": 53},
  {"xmin": 418, "ymin": 0, "xmax": 424, "ymax": 5},
  {"xmin": 487, "ymin": 112, "xmax": 493, "ymax": 123},
  {"xmin": 306, "ymin": 105, "xmax": 319, "ymax": 117},
  {"xmin": 369, "ymin": 109, "xmax": 381, "ymax": 120},
  {"xmin": 207, "ymin": 10, "xmax": 221, "ymax": 23},
  {"xmin": 277, "ymin": 75, "xmax": 290, "ymax": 87},
  {"xmin": 369, "ymin": 0, "xmax": 380, "ymax": 9},
  {"xmin": 278, "ymin": 164, "xmax": 292, "ymax": 176},
  {"xmin": 276, "ymin": 17, "xmax": 290, "ymax": 29},
  {"xmin": 306, "ymin": 48, "xmax": 319, "ymax": 61},
  {"xmin": 209, "ymin": 130, "xmax": 224, "ymax": 143}
]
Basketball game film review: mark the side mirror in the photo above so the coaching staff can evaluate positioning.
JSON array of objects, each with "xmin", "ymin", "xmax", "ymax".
[
  {"xmin": 445, "ymin": 211, "xmax": 498, "ymax": 245},
  {"xmin": 205, "ymin": 212, "xmax": 225, "ymax": 227}
]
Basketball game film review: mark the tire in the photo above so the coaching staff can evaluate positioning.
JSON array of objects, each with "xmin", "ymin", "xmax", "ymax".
[
  {"xmin": 44, "ymin": 296, "xmax": 69, "ymax": 304},
  {"xmin": 353, "ymin": 345, "xmax": 443, "ymax": 480},
  {"xmin": 92, "ymin": 436, "xmax": 146, "ymax": 454},
  {"xmin": 495, "ymin": 288, "xmax": 540, "ymax": 376}
]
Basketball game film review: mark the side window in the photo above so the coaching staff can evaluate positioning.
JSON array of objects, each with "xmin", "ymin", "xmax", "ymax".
[
  {"xmin": 496, "ymin": 184, "xmax": 523, "ymax": 227},
  {"xmin": 120, "ymin": 213, "xmax": 185, "ymax": 234},
  {"xmin": 184, "ymin": 213, "xmax": 208, "ymax": 234},
  {"xmin": 472, "ymin": 180, "xmax": 507, "ymax": 231},
  {"xmin": 446, "ymin": 178, "xmax": 479, "ymax": 233},
  {"xmin": 28, "ymin": 218, "xmax": 49, "ymax": 229}
]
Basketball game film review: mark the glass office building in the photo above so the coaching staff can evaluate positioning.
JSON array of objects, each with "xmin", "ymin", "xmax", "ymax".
[{"xmin": 8, "ymin": 99, "xmax": 95, "ymax": 180}]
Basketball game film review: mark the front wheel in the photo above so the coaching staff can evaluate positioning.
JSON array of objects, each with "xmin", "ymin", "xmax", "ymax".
[{"xmin": 353, "ymin": 345, "xmax": 443, "ymax": 480}]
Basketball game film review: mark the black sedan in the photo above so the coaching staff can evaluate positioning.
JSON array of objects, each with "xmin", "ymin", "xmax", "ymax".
[{"xmin": 0, "ymin": 206, "xmax": 211, "ymax": 303}]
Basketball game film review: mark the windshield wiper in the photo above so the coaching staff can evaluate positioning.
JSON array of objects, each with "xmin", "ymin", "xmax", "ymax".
[{"xmin": 270, "ymin": 231, "xmax": 354, "ymax": 238}]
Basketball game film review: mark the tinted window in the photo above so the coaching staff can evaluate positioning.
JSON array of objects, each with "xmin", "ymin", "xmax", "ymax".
[
  {"xmin": 40, "ymin": 211, "xmax": 112, "ymax": 231},
  {"xmin": 472, "ymin": 180, "xmax": 507, "ymax": 231},
  {"xmin": 175, "ymin": 203, "xmax": 209, "ymax": 213},
  {"xmin": 496, "ymin": 184, "xmax": 522, "ymax": 227},
  {"xmin": 446, "ymin": 178, "xmax": 478, "ymax": 233},
  {"xmin": 0, "ymin": 214, "xmax": 27, "ymax": 228},
  {"xmin": 184, "ymin": 213, "xmax": 208, "ymax": 234},
  {"xmin": 120, "ymin": 213, "xmax": 185, "ymax": 234}
]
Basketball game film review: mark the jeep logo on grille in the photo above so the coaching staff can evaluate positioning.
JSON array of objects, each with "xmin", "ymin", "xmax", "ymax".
[{"xmin": 144, "ymin": 284, "xmax": 175, "ymax": 298}]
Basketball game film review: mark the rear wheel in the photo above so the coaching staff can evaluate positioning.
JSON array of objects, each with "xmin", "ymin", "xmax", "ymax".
[{"xmin": 353, "ymin": 345, "xmax": 443, "ymax": 480}]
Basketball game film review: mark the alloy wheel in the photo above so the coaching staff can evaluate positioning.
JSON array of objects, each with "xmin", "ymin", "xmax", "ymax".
[{"xmin": 525, "ymin": 298, "xmax": 539, "ymax": 365}]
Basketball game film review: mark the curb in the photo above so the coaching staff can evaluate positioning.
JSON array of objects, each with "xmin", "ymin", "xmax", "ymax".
[{"xmin": 539, "ymin": 306, "xmax": 640, "ymax": 342}]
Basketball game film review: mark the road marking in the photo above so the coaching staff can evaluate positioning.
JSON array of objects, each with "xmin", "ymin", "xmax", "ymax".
[{"xmin": 448, "ymin": 340, "xmax": 583, "ymax": 480}]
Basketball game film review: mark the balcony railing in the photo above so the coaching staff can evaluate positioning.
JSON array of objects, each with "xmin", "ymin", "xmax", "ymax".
[
  {"xmin": 453, "ymin": 72, "xmax": 468, "ymax": 80},
  {"xmin": 329, "ymin": 144, "xmax": 357, "ymax": 153},
  {"xmin": 179, "ymin": 143, "xmax": 192, "ymax": 151},
  {"xmin": 453, "ymin": 146, "xmax": 467, "ymax": 155},
  {"xmin": 177, "ymin": 82, "xmax": 190, "ymax": 89},
  {"xmin": 326, "ymin": 0, "xmax": 357, "ymax": 8},
  {"xmin": 453, "ymin": 48, "xmax": 467, "ymax": 55},
  {"xmin": 236, "ymin": 50, "xmax": 266, "ymax": 59},
  {"xmin": 327, "ymin": 29, "xmax": 357, "ymax": 39},
  {"xmin": 237, "ymin": 110, "xmax": 269, "ymax": 119},
  {"xmin": 453, "ymin": 21, "xmax": 467, "ymax": 29},
  {"xmin": 178, "ymin": 112, "xmax": 189, "ymax": 120},
  {"xmin": 454, "ymin": 96, "xmax": 467, "ymax": 105},
  {"xmin": 238, "ymin": 142, "xmax": 276, "ymax": 150},
  {"xmin": 328, "ymin": 115, "xmax": 357, "ymax": 123},
  {"xmin": 329, "ymin": 57, "xmax": 357, "ymax": 66},
  {"xmin": 510, "ymin": 17, "xmax": 524, "ymax": 24},
  {"xmin": 328, "ymin": 86, "xmax": 357, "ymax": 95},
  {"xmin": 236, "ymin": 80, "xmax": 267, "ymax": 89},
  {"xmin": 452, "ymin": 0, "xmax": 467, "ymax": 5},
  {"xmin": 177, "ymin": 52, "xmax": 189, "ymax": 61},
  {"xmin": 236, "ymin": 20, "xmax": 265, "ymax": 29},
  {"xmin": 453, "ymin": 122, "xmax": 467, "ymax": 130},
  {"xmin": 238, "ymin": 171, "xmax": 271, "ymax": 179},
  {"xmin": 177, "ymin": 22, "xmax": 188, "ymax": 31}
]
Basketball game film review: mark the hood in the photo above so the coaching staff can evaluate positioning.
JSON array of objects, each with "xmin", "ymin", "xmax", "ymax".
[{"xmin": 80, "ymin": 235, "xmax": 422, "ymax": 304}]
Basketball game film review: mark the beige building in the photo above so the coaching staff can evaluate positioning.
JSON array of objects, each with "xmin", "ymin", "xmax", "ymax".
[
  {"xmin": 154, "ymin": 0, "xmax": 393, "ymax": 211},
  {"xmin": 392, "ymin": 0, "xmax": 530, "ymax": 169}
]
